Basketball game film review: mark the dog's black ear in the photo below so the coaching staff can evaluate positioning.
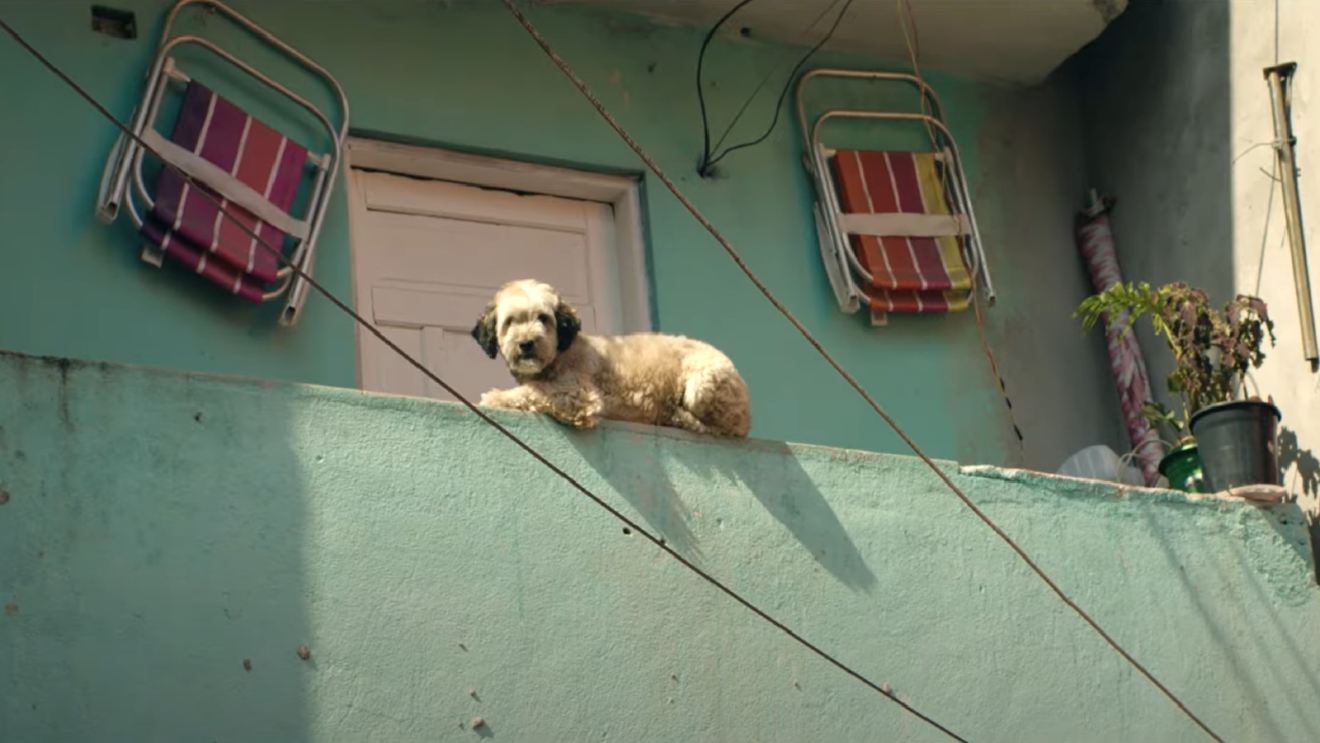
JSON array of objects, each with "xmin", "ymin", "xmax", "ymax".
[
  {"xmin": 471, "ymin": 302, "xmax": 499, "ymax": 359},
  {"xmin": 555, "ymin": 300, "xmax": 581, "ymax": 352}
]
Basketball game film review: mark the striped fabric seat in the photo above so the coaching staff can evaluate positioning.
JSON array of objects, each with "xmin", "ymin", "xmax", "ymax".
[
  {"xmin": 140, "ymin": 81, "xmax": 308, "ymax": 302},
  {"xmin": 830, "ymin": 149, "xmax": 973, "ymax": 313}
]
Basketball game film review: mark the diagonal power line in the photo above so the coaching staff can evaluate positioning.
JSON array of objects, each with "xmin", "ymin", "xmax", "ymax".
[
  {"xmin": 496, "ymin": 2, "xmax": 1226, "ymax": 741},
  {"xmin": 0, "ymin": 13, "xmax": 972, "ymax": 742}
]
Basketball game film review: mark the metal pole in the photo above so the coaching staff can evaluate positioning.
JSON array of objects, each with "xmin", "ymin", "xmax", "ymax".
[{"xmin": 1264, "ymin": 62, "xmax": 1319, "ymax": 364}]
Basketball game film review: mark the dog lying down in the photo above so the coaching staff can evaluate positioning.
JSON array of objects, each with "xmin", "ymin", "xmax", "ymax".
[{"xmin": 471, "ymin": 279, "xmax": 751, "ymax": 437}]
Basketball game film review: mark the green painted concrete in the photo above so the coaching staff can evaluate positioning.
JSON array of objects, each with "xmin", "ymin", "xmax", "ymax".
[
  {"xmin": 0, "ymin": 0, "xmax": 1125, "ymax": 469},
  {"xmin": 1, "ymin": 351, "xmax": 1317, "ymax": 742}
]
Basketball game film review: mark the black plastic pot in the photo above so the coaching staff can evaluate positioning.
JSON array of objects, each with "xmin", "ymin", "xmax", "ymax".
[{"xmin": 1188, "ymin": 400, "xmax": 1282, "ymax": 492}]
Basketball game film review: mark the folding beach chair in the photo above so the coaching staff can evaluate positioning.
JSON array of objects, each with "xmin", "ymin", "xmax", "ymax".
[
  {"xmin": 96, "ymin": 0, "xmax": 349, "ymax": 326},
  {"xmin": 795, "ymin": 68, "xmax": 994, "ymax": 325}
]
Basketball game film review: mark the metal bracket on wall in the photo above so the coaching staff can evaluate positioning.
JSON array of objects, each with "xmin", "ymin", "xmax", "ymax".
[{"xmin": 1264, "ymin": 62, "xmax": 1320, "ymax": 366}]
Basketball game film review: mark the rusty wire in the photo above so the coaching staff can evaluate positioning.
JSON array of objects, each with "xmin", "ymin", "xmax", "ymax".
[
  {"xmin": 496, "ymin": 2, "xmax": 1225, "ymax": 741},
  {"xmin": 0, "ymin": 13, "xmax": 971, "ymax": 742}
]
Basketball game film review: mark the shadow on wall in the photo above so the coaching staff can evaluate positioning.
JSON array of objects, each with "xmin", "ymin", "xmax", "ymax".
[
  {"xmin": 0, "ymin": 353, "xmax": 312, "ymax": 741},
  {"xmin": 968, "ymin": 67, "xmax": 1130, "ymax": 473},
  {"xmin": 565, "ymin": 428, "xmax": 878, "ymax": 592},
  {"xmin": 1070, "ymin": 2, "xmax": 1246, "ymax": 466},
  {"xmin": 1076, "ymin": 0, "xmax": 1320, "ymax": 533},
  {"xmin": 1140, "ymin": 502, "xmax": 1320, "ymax": 743},
  {"xmin": 1073, "ymin": 0, "xmax": 1236, "ymax": 306},
  {"xmin": 1278, "ymin": 426, "xmax": 1320, "ymax": 579},
  {"xmin": 1279, "ymin": 427, "xmax": 1320, "ymax": 499}
]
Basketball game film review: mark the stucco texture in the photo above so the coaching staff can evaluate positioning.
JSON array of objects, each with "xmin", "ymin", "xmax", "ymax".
[
  {"xmin": 0, "ymin": 0, "xmax": 1121, "ymax": 471},
  {"xmin": 1, "ymin": 352, "xmax": 1316, "ymax": 742}
]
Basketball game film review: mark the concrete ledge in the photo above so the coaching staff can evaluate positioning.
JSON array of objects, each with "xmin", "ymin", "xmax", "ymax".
[
  {"xmin": 963, "ymin": 464, "xmax": 1299, "ymax": 508},
  {"xmin": 1, "ymin": 350, "xmax": 1317, "ymax": 742}
]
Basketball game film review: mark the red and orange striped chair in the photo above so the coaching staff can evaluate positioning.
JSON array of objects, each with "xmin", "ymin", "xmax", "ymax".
[
  {"xmin": 830, "ymin": 149, "xmax": 973, "ymax": 315},
  {"xmin": 796, "ymin": 68, "xmax": 995, "ymax": 324}
]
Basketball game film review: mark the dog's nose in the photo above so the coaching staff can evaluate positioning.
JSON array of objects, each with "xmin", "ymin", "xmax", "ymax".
[{"xmin": 519, "ymin": 341, "xmax": 535, "ymax": 355}]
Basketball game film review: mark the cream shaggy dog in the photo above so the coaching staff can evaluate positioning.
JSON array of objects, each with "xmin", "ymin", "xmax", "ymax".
[{"xmin": 472, "ymin": 279, "xmax": 751, "ymax": 437}]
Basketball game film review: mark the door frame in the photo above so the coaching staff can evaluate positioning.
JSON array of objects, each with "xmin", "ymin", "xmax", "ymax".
[{"xmin": 343, "ymin": 136, "xmax": 654, "ymax": 389}]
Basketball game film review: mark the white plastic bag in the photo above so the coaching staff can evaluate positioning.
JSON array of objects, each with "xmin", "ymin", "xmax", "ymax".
[{"xmin": 1057, "ymin": 445, "xmax": 1147, "ymax": 486}]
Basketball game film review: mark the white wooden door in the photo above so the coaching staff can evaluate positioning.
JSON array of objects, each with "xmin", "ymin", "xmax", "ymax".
[{"xmin": 349, "ymin": 169, "xmax": 624, "ymax": 402}]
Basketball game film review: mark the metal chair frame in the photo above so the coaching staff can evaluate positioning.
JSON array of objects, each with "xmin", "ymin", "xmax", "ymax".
[
  {"xmin": 795, "ymin": 68, "xmax": 995, "ymax": 318},
  {"xmin": 96, "ymin": 0, "xmax": 350, "ymax": 326}
]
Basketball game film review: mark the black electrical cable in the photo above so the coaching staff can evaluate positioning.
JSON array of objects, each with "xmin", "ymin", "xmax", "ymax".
[
  {"xmin": 695, "ymin": 0, "xmax": 758, "ymax": 176},
  {"xmin": 702, "ymin": 0, "xmax": 856, "ymax": 173},
  {"xmin": 706, "ymin": 0, "xmax": 844, "ymax": 159}
]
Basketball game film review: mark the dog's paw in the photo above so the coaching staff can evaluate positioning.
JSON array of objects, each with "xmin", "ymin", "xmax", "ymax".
[
  {"xmin": 478, "ymin": 389, "xmax": 507, "ymax": 408},
  {"xmin": 569, "ymin": 411, "xmax": 600, "ymax": 429},
  {"xmin": 564, "ymin": 388, "xmax": 603, "ymax": 429},
  {"xmin": 545, "ymin": 404, "xmax": 597, "ymax": 429}
]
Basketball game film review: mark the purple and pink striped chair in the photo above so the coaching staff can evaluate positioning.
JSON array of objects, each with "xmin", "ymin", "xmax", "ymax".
[{"xmin": 96, "ymin": 0, "xmax": 348, "ymax": 326}]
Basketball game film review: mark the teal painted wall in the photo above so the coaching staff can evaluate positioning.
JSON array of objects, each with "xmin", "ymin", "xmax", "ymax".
[
  {"xmin": 1, "ymin": 351, "xmax": 1316, "ymax": 742},
  {"xmin": 0, "ymin": 0, "xmax": 1124, "ymax": 469}
]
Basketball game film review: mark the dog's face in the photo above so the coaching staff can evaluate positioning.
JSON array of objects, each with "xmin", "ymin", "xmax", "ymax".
[{"xmin": 471, "ymin": 280, "xmax": 581, "ymax": 376}]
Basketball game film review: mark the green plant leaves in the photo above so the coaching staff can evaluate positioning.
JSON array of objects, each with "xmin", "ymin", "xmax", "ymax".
[{"xmin": 1073, "ymin": 281, "xmax": 1275, "ymax": 439}]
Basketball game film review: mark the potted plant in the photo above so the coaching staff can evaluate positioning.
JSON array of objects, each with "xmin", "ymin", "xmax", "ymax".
[{"xmin": 1074, "ymin": 282, "xmax": 1279, "ymax": 493}]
